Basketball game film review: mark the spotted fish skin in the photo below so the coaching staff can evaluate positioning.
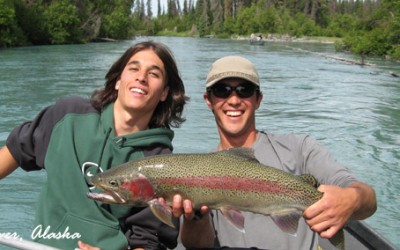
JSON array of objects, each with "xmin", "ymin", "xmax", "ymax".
[
  {"xmin": 88, "ymin": 148, "xmax": 321, "ymax": 230},
  {"xmin": 88, "ymin": 148, "xmax": 346, "ymax": 249}
]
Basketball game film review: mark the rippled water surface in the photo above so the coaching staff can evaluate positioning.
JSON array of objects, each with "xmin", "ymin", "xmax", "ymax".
[{"xmin": 0, "ymin": 37, "xmax": 399, "ymax": 248}]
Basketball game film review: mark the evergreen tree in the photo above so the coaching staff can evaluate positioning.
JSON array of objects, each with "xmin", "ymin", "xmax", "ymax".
[
  {"xmin": 147, "ymin": 0, "xmax": 152, "ymax": 18},
  {"xmin": 1, "ymin": 0, "xmax": 399, "ymax": 60}
]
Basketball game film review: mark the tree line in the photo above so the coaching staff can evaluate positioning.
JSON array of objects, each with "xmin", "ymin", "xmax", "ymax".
[{"xmin": 1, "ymin": 0, "xmax": 399, "ymax": 60}]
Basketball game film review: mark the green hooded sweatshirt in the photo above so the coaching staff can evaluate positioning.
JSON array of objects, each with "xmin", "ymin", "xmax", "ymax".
[{"xmin": 7, "ymin": 97, "xmax": 179, "ymax": 250}]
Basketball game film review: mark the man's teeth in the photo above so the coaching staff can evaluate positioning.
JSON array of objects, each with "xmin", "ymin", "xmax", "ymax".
[
  {"xmin": 226, "ymin": 111, "xmax": 242, "ymax": 117},
  {"xmin": 130, "ymin": 88, "xmax": 146, "ymax": 94}
]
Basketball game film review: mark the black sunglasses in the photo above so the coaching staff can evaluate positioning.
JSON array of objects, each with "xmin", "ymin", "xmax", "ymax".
[{"xmin": 208, "ymin": 83, "xmax": 259, "ymax": 99}]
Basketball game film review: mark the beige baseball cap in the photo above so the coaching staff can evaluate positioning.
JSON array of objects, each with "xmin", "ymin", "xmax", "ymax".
[{"xmin": 205, "ymin": 56, "xmax": 260, "ymax": 88}]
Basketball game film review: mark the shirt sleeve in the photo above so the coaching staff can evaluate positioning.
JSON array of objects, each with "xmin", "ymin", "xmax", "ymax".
[
  {"xmin": 300, "ymin": 135, "xmax": 358, "ymax": 187},
  {"xmin": 123, "ymin": 207, "xmax": 179, "ymax": 250},
  {"xmin": 6, "ymin": 96, "xmax": 95, "ymax": 171},
  {"xmin": 6, "ymin": 105, "xmax": 53, "ymax": 171}
]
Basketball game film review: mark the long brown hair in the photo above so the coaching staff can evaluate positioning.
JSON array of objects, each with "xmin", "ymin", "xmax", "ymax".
[{"xmin": 91, "ymin": 41, "xmax": 188, "ymax": 128}]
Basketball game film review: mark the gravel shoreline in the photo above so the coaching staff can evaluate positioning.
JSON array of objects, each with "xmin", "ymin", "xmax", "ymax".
[{"xmin": 235, "ymin": 33, "xmax": 336, "ymax": 44}]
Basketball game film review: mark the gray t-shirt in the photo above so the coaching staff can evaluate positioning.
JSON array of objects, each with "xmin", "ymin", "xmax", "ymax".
[{"xmin": 212, "ymin": 132, "xmax": 357, "ymax": 250}]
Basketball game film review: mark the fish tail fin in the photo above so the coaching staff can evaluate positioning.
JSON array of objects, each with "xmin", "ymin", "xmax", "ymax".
[
  {"xmin": 148, "ymin": 199, "xmax": 175, "ymax": 228},
  {"xmin": 328, "ymin": 229, "xmax": 345, "ymax": 250}
]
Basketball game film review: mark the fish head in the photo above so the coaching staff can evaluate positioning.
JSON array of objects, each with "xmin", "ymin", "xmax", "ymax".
[{"xmin": 87, "ymin": 170, "xmax": 156, "ymax": 206}]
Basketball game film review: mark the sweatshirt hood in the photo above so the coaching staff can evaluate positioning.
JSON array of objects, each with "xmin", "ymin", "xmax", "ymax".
[{"xmin": 101, "ymin": 103, "xmax": 174, "ymax": 151}]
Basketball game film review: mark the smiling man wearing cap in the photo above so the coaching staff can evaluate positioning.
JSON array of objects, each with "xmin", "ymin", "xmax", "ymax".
[
  {"xmin": 175, "ymin": 56, "xmax": 376, "ymax": 249},
  {"xmin": 204, "ymin": 56, "xmax": 261, "ymax": 151}
]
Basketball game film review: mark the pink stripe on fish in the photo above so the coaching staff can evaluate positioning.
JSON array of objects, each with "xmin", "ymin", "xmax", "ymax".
[{"xmin": 156, "ymin": 176, "xmax": 291, "ymax": 193}]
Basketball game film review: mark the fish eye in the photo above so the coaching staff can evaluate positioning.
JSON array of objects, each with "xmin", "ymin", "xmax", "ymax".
[{"xmin": 109, "ymin": 180, "xmax": 118, "ymax": 187}]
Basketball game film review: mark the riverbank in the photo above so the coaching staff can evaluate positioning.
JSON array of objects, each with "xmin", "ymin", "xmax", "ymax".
[
  {"xmin": 234, "ymin": 33, "xmax": 339, "ymax": 44},
  {"xmin": 156, "ymin": 29, "xmax": 340, "ymax": 44}
]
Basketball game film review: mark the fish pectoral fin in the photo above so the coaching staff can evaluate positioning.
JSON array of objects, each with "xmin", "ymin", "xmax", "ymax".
[
  {"xmin": 148, "ymin": 199, "xmax": 175, "ymax": 228},
  {"xmin": 270, "ymin": 209, "xmax": 303, "ymax": 236},
  {"xmin": 220, "ymin": 207, "xmax": 245, "ymax": 233}
]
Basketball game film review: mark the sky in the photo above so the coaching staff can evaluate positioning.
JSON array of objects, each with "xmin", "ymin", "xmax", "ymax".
[{"xmin": 149, "ymin": 0, "xmax": 189, "ymax": 16}]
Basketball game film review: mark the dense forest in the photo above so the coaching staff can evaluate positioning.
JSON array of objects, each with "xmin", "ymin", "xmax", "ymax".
[{"xmin": 1, "ymin": 0, "xmax": 399, "ymax": 60}]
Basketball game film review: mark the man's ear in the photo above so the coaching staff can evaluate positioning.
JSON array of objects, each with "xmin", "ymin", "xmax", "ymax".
[
  {"xmin": 115, "ymin": 80, "xmax": 121, "ymax": 90},
  {"xmin": 255, "ymin": 92, "xmax": 263, "ymax": 109},
  {"xmin": 204, "ymin": 92, "xmax": 213, "ymax": 110},
  {"xmin": 160, "ymin": 86, "xmax": 170, "ymax": 102}
]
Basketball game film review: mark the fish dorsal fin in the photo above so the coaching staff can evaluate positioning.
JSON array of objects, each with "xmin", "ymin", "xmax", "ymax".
[
  {"xmin": 299, "ymin": 174, "xmax": 319, "ymax": 188},
  {"xmin": 218, "ymin": 147, "xmax": 259, "ymax": 162}
]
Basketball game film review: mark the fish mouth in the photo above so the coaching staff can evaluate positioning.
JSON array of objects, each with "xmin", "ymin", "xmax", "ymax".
[
  {"xmin": 87, "ymin": 190, "xmax": 127, "ymax": 204},
  {"xmin": 87, "ymin": 176, "xmax": 127, "ymax": 204}
]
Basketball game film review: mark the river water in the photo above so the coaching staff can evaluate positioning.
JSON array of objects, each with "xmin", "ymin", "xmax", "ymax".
[{"xmin": 0, "ymin": 36, "xmax": 399, "ymax": 249}]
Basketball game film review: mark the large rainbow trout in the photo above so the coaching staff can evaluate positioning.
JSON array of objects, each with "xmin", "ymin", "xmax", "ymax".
[{"xmin": 87, "ymin": 148, "xmax": 343, "ymax": 248}]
